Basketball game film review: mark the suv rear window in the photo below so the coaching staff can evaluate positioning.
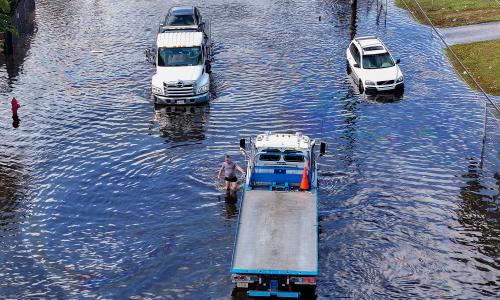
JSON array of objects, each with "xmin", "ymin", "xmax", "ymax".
[{"xmin": 363, "ymin": 46, "xmax": 384, "ymax": 51}]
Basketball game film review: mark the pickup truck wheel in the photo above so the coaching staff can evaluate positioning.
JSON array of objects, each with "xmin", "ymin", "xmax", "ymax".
[{"xmin": 359, "ymin": 80, "xmax": 364, "ymax": 94}]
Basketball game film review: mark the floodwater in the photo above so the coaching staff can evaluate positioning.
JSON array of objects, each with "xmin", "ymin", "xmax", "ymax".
[{"xmin": 1, "ymin": 0, "xmax": 499, "ymax": 298}]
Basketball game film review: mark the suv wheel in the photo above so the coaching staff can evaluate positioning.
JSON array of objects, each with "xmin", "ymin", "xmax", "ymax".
[{"xmin": 359, "ymin": 80, "xmax": 364, "ymax": 94}]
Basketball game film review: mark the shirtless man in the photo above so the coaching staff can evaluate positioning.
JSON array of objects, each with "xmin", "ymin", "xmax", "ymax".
[{"xmin": 217, "ymin": 155, "xmax": 245, "ymax": 191}]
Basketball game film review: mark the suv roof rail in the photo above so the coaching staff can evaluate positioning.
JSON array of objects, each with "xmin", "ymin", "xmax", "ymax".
[{"xmin": 354, "ymin": 36, "xmax": 378, "ymax": 42}]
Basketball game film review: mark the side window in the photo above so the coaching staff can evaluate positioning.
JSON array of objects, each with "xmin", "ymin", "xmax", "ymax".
[
  {"xmin": 351, "ymin": 45, "xmax": 360, "ymax": 65},
  {"xmin": 349, "ymin": 43, "xmax": 356, "ymax": 58}
]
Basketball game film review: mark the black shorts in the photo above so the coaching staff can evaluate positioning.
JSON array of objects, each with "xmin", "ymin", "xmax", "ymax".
[{"xmin": 225, "ymin": 176, "xmax": 238, "ymax": 182}]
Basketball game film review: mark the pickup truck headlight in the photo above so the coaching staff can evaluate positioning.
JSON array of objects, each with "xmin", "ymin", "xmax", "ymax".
[
  {"xmin": 197, "ymin": 83, "xmax": 209, "ymax": 94},
  {"xmin": 152, "ymin": 86, "xmax": 163, "ymax": 95},
  {"xmin": 365, "ymin": 80, "xmax": 375, "ymax": 86},
  {"xmin": 396, "ymin": 76, "xmax": 404, "ymax": 83}
]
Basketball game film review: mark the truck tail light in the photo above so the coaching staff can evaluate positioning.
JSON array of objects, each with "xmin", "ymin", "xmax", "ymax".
[
  {"xmin": 231, "ymin": 274, "xmax": 258, "ymax": 283},
  {"xmin": 290, "ymin": 276, "xmax": 317, "ymax": 285}
]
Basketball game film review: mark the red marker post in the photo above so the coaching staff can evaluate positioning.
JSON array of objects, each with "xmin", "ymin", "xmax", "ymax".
[
  {"xmin": 11, "ymin": 97, "xmax": 20, "ymax": 116},
  {"xmin": 11, "ymin": 98, "xmax": 21, "ymax": 128}
]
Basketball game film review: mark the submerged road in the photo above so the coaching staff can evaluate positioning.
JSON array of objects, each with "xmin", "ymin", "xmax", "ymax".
[{"xmin": 0, "ymin": 0, "xmax": 499, "ymax": 299}]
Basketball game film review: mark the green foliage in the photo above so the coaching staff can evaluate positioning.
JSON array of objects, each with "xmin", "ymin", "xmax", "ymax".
[
  {"xmin": 0, "ymin": 0, "xmax": 13, "ymax": 34},
  {"xmin": 0, "ymin": 0, "xmax": 10, "ymax": 13}
]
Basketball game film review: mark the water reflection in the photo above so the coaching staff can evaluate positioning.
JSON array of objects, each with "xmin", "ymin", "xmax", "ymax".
[
  {"xmin": 149, "ymin": 104, "xmax": 209, "ymax": 143},
  {"xmin": 365, "ymin": 91, "xmax": 403, "ymax": 103},
  {"xmin": 0, "ymin": 0, "xmax": 36, "ymax": 89},
  {"xmin": 457, "ymin": 159, "xmax": 499, "ymax": 262},
  {"xmin": 11, "ymin": 115, "xmax": 20, "ymax": 128},
  {"xmin": 0, "ymin": 156, "xmax": 26, "ymax": 241},
  {"xmin": 350, "ymin": 0, "xmax": 358, "ymax": 40},
  {"xmin": 221, "ymin": 191, "xmax": 238, "ymax": 221}
]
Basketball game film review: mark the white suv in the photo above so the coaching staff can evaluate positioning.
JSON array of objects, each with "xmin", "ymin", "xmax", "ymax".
[{"xmin": 346, "ymin": 36, "xmax": 404, "ymax": 94}]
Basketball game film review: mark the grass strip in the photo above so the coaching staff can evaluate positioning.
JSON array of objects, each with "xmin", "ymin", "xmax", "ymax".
[
  {"xmin": 395, "ymin": 0, "xmax": 500, "ymax": 27},
  {"xmin": 446, "ymin": 39, "xmax": 500, "ymax": 95}
]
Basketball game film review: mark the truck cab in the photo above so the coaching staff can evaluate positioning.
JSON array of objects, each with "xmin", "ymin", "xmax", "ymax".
[
  {"xmin": 150, "ymin": 31, "xmax": 211, "ymax": 105},
  {"xmin": 231, "ymin": 132, "xmax": 326, "ymax": 298},
  {"xmin": 247, "ymin": 133, "xmax": 314, "ymax": 190}
]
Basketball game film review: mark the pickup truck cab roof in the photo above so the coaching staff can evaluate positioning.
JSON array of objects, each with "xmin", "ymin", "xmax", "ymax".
[
  {"xmin": 161, "ymin": 6, "xmax": 203, "ymax": 31},
  {"xmin": 156, "ymin": 31, "xmax": 204, "ymax": 48}
]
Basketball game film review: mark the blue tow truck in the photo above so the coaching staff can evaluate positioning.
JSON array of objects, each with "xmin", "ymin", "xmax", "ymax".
[{"xmin": 231, "ymin": 132, "xmax": 326, "ymax": 298}]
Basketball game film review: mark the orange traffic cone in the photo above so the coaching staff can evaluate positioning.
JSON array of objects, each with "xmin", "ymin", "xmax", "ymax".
[{"xmin": 299, "ymin": 166, "xmax": 310, "ymax": 191}]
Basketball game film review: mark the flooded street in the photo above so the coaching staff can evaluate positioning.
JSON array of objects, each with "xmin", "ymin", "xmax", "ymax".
[{"xmin": 0, "ymin": 0, "xmax": 499, "ymax": 298}]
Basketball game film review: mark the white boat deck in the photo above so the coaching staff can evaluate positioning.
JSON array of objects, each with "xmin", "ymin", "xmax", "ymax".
[{"xmin": 232, "ymin": 190, "xmax": 317, "ymax": 275}]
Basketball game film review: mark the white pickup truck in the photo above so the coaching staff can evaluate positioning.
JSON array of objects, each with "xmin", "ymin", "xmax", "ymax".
[{"xmin": 146, "ymin": 8, "xmax": 212, "ymax": 105}]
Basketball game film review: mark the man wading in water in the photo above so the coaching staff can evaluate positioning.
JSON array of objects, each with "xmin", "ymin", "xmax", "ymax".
[{"xmin": 217, "ymin": 155, "xmax": 245, "ymax": 191}]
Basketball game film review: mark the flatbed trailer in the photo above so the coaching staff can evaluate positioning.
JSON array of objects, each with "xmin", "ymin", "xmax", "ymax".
[
  {"xmin": 230, "ymin": 132, "xmax": 325, "ymax": 298},
  {"xmin": 232, "ymin": 190, "xmax": 317, "ymax": 275}
]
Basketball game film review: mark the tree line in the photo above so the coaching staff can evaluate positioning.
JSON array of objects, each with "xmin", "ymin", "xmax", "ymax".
[{"xmin": 0, "ymin": 0, "xmax": 15, "ymax": 34}]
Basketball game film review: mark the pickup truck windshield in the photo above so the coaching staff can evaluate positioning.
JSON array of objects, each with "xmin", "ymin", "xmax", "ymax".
[
  {"xmin": 362, "ymin": 53, "xmax": 395, "ymax": 69},
  {"xmin": 158, "ymin": 47, "xmax": 203, "ymax": 67},
  {"xmin": 166, "ymin": 15, "xmax": 196, "ymax": 26}
]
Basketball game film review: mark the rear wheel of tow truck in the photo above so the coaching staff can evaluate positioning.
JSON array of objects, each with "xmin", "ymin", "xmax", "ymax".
[
  {"xmin": 231, "ymin": 283, "xmax": 256, "ymax": 299},
  {"xmin": 358, "ymin": 80, "xmax": 364, "ymax": 94},
  {"xmin": 230, "ymin": 287, "xmax": 247, "ymax": 298},
  {"xmin": 295, "ymin": 285, "xmax": 317, "ymax": 299}
]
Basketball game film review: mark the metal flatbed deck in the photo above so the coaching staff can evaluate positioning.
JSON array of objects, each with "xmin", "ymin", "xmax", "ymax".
[{"xmin": 231, "ymin": 190, "xmax": 317, "ymax": 275}]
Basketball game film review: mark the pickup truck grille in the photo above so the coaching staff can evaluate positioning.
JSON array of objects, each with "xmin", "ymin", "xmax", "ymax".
[
  {"xmin": 377, "ymin": 80, "xmax": 395, "ymax": 86},
  {"xmin": 164, "ymin": 81, "xmax": 196, "ymax": 97}
]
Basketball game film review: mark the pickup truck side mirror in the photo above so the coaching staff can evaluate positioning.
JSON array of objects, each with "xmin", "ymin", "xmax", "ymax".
[
  {"xmin": 239, "ymin": 138, "xmax": 246, "ymax": 150},
  {"xmin": 319, "ymin": 142, "xmax": 327, "ymax": 156},
  {"xmin": 396, "ymin": 59, "xmax": 400, "ymax": 64},
  {"xmin": 353, "ymin": 63, "xmax": 360, "ymax": 68},
  {"xmin": 205, "ymin": 62, "xmax": 212, "ymax": 74},
  {"xmin": 158, "ymin": 22, "xmax": 166, "ymax": 33}
]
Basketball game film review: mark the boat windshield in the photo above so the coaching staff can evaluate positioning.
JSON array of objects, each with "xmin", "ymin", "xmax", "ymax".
[
  {"xmin": 362, "ymin": 53, "xmax": 395, "ymax": 69},
  {"xmin": 157, "ymin": 47, "xmax": 203, "ymax": 67},
  {"xmin": 166, "ymin": 15, "xmax": 196, "ymax": 26}
]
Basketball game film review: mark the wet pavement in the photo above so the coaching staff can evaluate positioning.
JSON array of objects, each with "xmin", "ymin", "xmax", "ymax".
[
  {"xmin": 0, "ymin": 0, "xmax": 499, "ymax": 299},
  {"xmin": 439, "ymin": 21, "xmax": 500, "ymax": 45}
]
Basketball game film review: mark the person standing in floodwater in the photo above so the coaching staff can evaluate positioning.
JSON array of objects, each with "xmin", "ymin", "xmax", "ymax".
[
  {"xmin": 217, "ymin": 155, "xmax": 245, "ymax": 191},
  {"xmin": 11, "ymin": 97, "xmax": 20, "ymax": 128}
]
